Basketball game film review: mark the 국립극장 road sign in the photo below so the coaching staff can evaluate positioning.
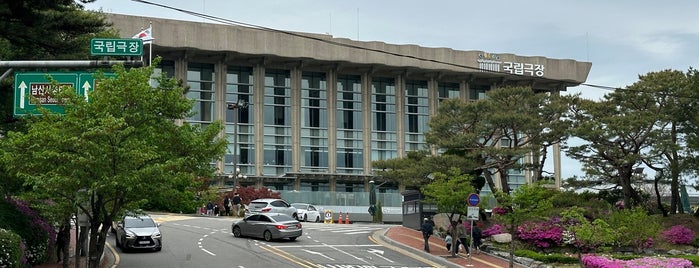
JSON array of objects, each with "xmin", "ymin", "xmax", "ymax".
[{"xmin": 90, "ymin": 38, "xmax": 143, "ymax": 56}]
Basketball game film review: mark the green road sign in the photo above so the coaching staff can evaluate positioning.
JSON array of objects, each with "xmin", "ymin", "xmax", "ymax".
[
  {"xmin": 90, "ymin": 38, "xmax": 143, "ymax": 56},
  {"xmin": 14, "ymin": 72, "xmax": 114, "ymax": 116}
]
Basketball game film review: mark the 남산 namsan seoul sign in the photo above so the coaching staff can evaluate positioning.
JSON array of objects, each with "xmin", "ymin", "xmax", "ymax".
[
  {"xmin": 14, "ymin": 71, "xmax": 114, "ymax": 116},
  {"xmin": 477, "ymin": 52, "xmax": 545, "ymax": 77}
]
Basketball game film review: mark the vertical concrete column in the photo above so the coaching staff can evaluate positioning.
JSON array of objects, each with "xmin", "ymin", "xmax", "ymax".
[
  {"xmin": 459, "ymin": 79, "xmax": 468, "ymax": 101},
  {"xmin": 362, "ymin": 73, "xmax": 372, "ymax": 174},
  {"xmin": 215, "ymin": 60, "xmax": 227, "ymax": 177},
  {"xmin": 173, "ymin": 58, "xmax": 188, "ymax": 127},
  {"xmin": 552, "ymin": 89, "xmax": 562, "ymax": 188},
  {"xmin": 395, "ymin": 73, "xmax": 405, "ymax": 157},
  {"xmin": 254, "ymin": 64, "xmax": 265, "ymax": 177},
  {"xmin": 291, "ymin": 67, "xmax": 302, "ymax": 173},
  {"xmin": 326, "ymin": 69, "xmax": 338, "ymax": 173},
  {"xmin": 427, "ymin": 77, "xmax": 438, "ymax": 156}
]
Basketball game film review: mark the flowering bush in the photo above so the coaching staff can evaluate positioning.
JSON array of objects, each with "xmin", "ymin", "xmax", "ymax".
[
  {"xmin": 482, "ymin": 224, "xmax": 506, "ymax": 237},
  {"xmin": 4, "ymin": 197, "xmax": 54, "ymax": 265},
  {"xmin": 582, "ymin": 255, "xmax": 692, "ymax": 268},
  {"xmin": 516, "ymin": 219, "xmax": 563, "ymax": 249},
  {"xmin": 661, "ymin": 225, "xmax": 695, "ymax": 245},
  {"xmin": 0, "ymin": 228, "xmax": 25, "ymax": 268},
  {"xmin": 491, "ymin": 207, "xmax": 508, "ymax": 215}
]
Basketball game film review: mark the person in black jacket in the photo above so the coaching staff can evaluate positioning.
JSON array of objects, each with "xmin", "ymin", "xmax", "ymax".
[{"xmin": 420, "ymin": 217, "xmax": 434, "ymax": 253}]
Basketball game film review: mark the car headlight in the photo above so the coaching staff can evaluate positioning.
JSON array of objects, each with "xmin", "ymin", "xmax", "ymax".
[
  {"xmin": 152, "ymin": 232, "xmax": 161, "ymax": 238},
  {"xmin": 125, "ymin": 231, "xmax": 136, "ymax": 239}
]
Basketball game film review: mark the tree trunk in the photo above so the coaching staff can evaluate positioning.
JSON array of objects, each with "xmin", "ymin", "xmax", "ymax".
[
  {"xmin": 87, "ymin": 221, "xmax": 110, "ymax": 268},
  {"xmin": 654, "ymin": 172, "xmax": 668, "ymax": 217}
]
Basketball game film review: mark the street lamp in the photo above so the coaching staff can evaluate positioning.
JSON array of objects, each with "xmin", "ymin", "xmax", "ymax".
[
  {"xmin": 227, "ymin": 99, "xmax": 248, "ymax": 186},
  {"xmin": 227, "ymin": 167, "xmax": 247, "ymax": 188}
]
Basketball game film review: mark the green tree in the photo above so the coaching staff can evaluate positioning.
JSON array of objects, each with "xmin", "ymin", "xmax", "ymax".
[
  {"xmin": 564, "ymin": 70, "xmax": 694, "ymax": 211},
  {"xmin": 0, "ymin": 1, "xmax": 116, "ymax": 196},
  {"xmin": 1, "ymin": 62, "xmax": 227, "ymax": 268},
  {"xmin": 606, "ymin": 208, "xmax": 660, "ymax": 253},
  {"xmin": 372, "ymin": 150, "xmax": 482, "ymax": 190},
  {"xmin": 426, "ymin": 87, "xmax": 569, "ymax": 195},
  {"xmin": 421, "ymin": 167, "xmax": 475, "ymax": 256},
  {"xmin": 560, "ymin": 206, "xmax": 620, "ymax": 267},
  {"xmin": 494, "ymin": 183, "xmax": 555, "ymax": 268}
]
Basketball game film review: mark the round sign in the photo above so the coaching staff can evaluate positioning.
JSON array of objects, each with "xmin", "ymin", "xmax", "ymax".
[{"xmin": 467, "ymin": 193, "xmax": 480, "ymax": 206}]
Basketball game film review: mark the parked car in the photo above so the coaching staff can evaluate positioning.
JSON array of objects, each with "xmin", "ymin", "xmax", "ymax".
[
  {"xmin": 231, "ymin": 213, "xmax": 302, "ymax": 241},
  {"xmin": 247, "ymin": 198, "xmax": 298, "ymax": 219},
  {"xmin": 114, "ymin": 214, "xmax": 162, "ymax": 251},
  {"xmin": 291, "ymin": 203, "xmax": 322, "ymax": 222}
]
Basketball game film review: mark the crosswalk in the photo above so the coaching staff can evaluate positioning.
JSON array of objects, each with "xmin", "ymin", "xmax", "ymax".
[{"xmin": 301, "ymin": 222, "xmax": 387, "ymax": 235}]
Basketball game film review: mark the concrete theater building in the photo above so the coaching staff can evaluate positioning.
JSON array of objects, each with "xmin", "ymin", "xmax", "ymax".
[{"xmin": 106, "ymin": 13, "xmax": 591, "ymax": 219}]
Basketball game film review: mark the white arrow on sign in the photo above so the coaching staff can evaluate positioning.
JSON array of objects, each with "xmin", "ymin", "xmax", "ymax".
[
  {"xmin": 82, "ymin": 81, "xmax": 91, "ymax": 102},
  {"xmin": 302, "ymin": 249, "xmax": 335, "ymax": 261},
  {"xmin": 19, "ymin": 81, "xmax": 27, "ymax": 109},
  {"xmin": 367, "ymin": 248, "xmax": 394, "ymax": 263}
]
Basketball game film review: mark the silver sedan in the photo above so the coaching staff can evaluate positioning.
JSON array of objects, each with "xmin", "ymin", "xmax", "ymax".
[{"xmin": 231, "ymin": 213, "xmax": 302, "ymax": 241}]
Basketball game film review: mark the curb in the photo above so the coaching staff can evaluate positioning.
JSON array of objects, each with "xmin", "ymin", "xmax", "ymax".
[{"xmin": 372, "ymin": 228, "xmax": 461, "ymax": 268}]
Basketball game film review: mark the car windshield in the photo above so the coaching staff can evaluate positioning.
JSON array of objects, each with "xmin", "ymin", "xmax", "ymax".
[
  {"xmin": 124, "ymin": 217, "xmax": 157, "ymax": 228},
  {"xmin": 292, "ymin": 204, "xmax": 308, "ymax": 210},
  {"xmin": 270, "ymin": 214, "xmax": 295, "ymax": 222}
]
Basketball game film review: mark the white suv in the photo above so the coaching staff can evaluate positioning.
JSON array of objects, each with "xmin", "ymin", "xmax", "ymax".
[{"xmin": 246, "ymin": 198, "xmax": 298, "ymax": 219}]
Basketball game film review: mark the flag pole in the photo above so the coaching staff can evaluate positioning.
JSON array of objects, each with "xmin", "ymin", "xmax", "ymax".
[{"xmin": 149, "ymin": 21, "xmax": 153, "ymax": 66}]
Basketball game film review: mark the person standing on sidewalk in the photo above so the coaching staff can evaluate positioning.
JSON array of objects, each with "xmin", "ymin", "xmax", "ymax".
[
  {"xmin": 421, "ymin": 217, "xmax": 434, "ymax": 253},
  {"xmin": 456, "ymin": 219, "xmax": 471, "ymax": 257},
  {"xmin": 223, "ymin": 194, "xmax": 231, "ymax": 216}
]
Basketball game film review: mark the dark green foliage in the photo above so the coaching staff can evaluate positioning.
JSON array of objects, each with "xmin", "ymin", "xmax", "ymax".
[
  {"xmin": 514, "ymin": 249, "xmax": 579, "ymax": 264},
  {"xmin": 0, "ymin": 228, "xmax": 24, "ymax": 268}
]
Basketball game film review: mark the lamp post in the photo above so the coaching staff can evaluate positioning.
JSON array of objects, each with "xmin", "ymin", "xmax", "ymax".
[{"xmin": 227, "ymin": 99, "xmax": 248, "ymax": 187}]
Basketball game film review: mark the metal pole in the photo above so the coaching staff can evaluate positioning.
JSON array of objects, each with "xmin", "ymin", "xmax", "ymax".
[{"xmin": 233, "ymin": 104, "xmax": 238, "ymax": 186}]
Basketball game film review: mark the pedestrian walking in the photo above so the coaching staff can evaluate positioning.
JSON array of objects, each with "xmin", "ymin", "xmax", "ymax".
[
  {"xmin": 456, "ymin": 219, "xmax": 470, "ymax": 256},
  {"xmin": 473, "ymin": 223, "xmax": 483, "ymax": 254},
  {"xmin": 223, "ymin": 194, "xmax": 231, "ymax": 216},
  {"xmin": 420, "ymin": 217, "xmax": 434, "ymax": 253},
  {"xmin": 232, "ymin": 193, "xmax": 242, "ymax": 217},
  {"xmin": 206, "ymin": 201, "xmax": 214, "ymax": 216}
]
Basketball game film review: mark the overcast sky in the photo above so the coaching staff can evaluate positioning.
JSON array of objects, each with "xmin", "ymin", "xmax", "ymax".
[{"xmin": 85, "ymin": 0, "xmax": 699, "ymax": 179}]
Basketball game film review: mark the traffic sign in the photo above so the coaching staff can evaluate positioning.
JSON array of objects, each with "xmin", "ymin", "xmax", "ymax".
[
  {"xmin": 14, "ymin": 72, "xmax": 114, "ymax": 116},
  {"xmin": 90, "ymin": 38, "xmax": 143, "ymax": 56},
  {"xmin": 467, "ymin": 206, "xmax": 480, "ymax": 221},
  {"xmin": 467, "ymin": 193, "xmax": 480, "ymax": 206}
]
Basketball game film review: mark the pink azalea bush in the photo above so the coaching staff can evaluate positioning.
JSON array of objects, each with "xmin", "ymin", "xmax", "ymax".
[
  {"xmin": 582, "ymin": 255, "xmax": 692, "ymax": 268},
  {"xmin": 516, "ymin": 219, "xmax": 563, "ymax": 249},
  {"xmin": 491, "ymin": 206, "xmax": 508, "ymax": 215},
  {"xmin": 661, "ymin": 225, "xmax": 695, "ymax": 245},
  {"xmin": 482, "ymin": 224, "xmax": 506, "ymax": 237}
]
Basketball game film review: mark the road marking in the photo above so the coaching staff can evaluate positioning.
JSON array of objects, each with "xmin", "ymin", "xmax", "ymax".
[
  {"xmin": 367, "ymin": 248, "xmax": 394, "ymax": 263},
  {"xmin": 303, "ymin": 249, "xmax": 335, "ymax": 261}
]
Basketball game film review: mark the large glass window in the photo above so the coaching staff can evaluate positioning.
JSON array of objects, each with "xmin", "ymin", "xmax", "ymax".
[
  {"xmin": 371, "ymin": 77, "xmax": 397, "ymax": 161},
  {"xmin": 336, "ymin": 74, "xmax": 364, "ymax": 174},
  {"xmin": 263, "ymin": 69, "xmax": 292, "ymax": 175},
  {"xmin": 438, "ymin": 82, "xmax": 460, "ymax": 105},
  {"xmin": 470, "ymin": 84, "xmax": 489, "ymax": 100},
  {"xmin": 225, "ymin": 66, "xmax": 255, "ymax": 175},
  {"xmin": 186, "ymin": 63, "xmax": 215, "ymax": 123},
  {"xmin": 405, "ymin": 80, "xmax": 429, "ymax": 152},
  {"xmin": 301, "ymin": 72, "xmax": 329, "ymax": 172}
]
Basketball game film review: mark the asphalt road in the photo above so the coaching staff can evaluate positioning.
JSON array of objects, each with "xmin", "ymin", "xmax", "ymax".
[{"xmin": 107, "ymin": 214, "xmax": 435, "ymax": 268}]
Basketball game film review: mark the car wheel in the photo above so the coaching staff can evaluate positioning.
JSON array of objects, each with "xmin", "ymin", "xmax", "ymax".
[
  {"xmin": 116, "ymin": 236, "xmax": 121, "ymax": 248},
  {"xmin": 315, "ymin": 216, "xmax": 320, "ymax": 222},
  {"xmin": 303, "ymin": 214, "xmax": 308, "ymax": 222},
  {"xmin": 288, "ymin": 236, "xmax": 298, "ymax": 241},
  {"xmin": 292, "ymin": 213, "xmax": 298, "ymax": 220},
  {"xmin": 232, "ymin": 226, "xmax": 242, "ymax": 237},
  {"xmin": 263, "ymin": 230, "xmax": 273, "ymax": 242}
]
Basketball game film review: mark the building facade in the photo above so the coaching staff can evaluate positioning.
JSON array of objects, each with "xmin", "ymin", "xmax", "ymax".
[{"xmin": 106, "ymin": 14, "xmax": 592, "ymax": 208}]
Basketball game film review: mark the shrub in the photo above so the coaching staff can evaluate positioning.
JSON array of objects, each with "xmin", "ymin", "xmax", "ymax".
[
  {"xmin": 516, "ymin": 219, "xmax": 563, "ymax": 249},
  {"xmin": 0, "ymin": 228, "xmax": 25, "ymax": 268},
  {"xmin": 514, "ymin": 249, "xmax": 578, "ymax": 264},
  {"xmin": 661, "ymin": 225, "xmax": 695, "ymax": 245},
  {"xmin": 1, "ymin": 197, "xmax": 54, "ymax": 265},
  {"xmin": 482, "ymin": 223, "xmax": 506, "ymax": 237},
  {"xmin": 582, "ymin": 255, "xmax": 692, "ymax": 268}
]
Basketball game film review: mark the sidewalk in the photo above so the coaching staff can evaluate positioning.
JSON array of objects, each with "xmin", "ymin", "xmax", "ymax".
[
  {"xmin": 378, "ymin": 225, "xmax": 526, "ymax": 268},
  {"xmin": 34, "ymin": 226, "xmax": 115, "ymax": 268}
]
